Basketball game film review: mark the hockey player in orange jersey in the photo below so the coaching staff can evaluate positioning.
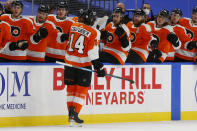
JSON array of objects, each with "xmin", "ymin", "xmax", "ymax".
[
  {"xmin": 100, "ymin": 7, "xmax": 131, "ymax": 65},
  {"xmin": 147, "ymin": 9, "xmax": 180, "ymax": 63},
  {"xmin": 46, "ymin": 1, "xmax": 74, "ymax": 62},
  {"xmin": 168, "ymin": 8, "xmax": 196, "ymax": 62},
  {"xmin": 0, "ymin": 21, "xmax": 27, "ymax": 58},
  {"xmin": 27, "ymin": 4, "xmax": 68, "ymax": 62},
  {"xmin": 0, "ymin": 1, "xmax": 33, "ymax": 62},
  {"xmin": 175, "ymin": 6, "xmax": 197, "ymax": 62},
  {"xmin": 126, "ymin": 8, "xmax": 158, "ymax": 63},
  {"xmin": 64, "ymin": 9, "xmax": 105, "ymax": 125}
]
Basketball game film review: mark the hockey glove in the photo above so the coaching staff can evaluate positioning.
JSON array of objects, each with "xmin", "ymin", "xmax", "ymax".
[
  {"xmin": 150, "ymin": 39, "xmax": 159, "ymax": 49},
  {"xmin": 91, "ymin": 59, "xmax": 106, "ymax": 77},
  {"xmin": 186, "ymin": 41, "xmax": 197, "ymax": 50},
  {"xmin": 38, "ymin": 27, "xmax": 48, "ymax": 38},
  {"xmin": 147, "ymin": 50, "xmax": 162, "ymax": 63},
  {"xmin": 60, "ymin": 33, "xmax": 69, "ymax": 43},
  {"xmin": 167, "ymin": 33, "xmax": 180, "ymax": 47},
  {"xmin": 147, "ymin": 51, "xmax": 155, "ymax": 62},
  {"xmin": 33, "ymin": 27, "xmax": 48, "ymax": 43},
  {"xmin": 153, "ymin": 49, "xmax": 162, "ymax": 59},
  {"xmin": 100, "ymin": 30, "xmax": 108, "ymax": 40},
  {"xmin": 154, "ymin": 58, "xmax": 162, "ymax": 63},
  {"xmin": 9, "ymin": 40, "xmax": 28, "ymax": 51}
]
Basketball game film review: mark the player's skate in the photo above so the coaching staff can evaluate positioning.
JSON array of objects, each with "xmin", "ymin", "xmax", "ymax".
[{"xmin": 68, "ymin": 106, "xmax": 84, "ymax": 127}]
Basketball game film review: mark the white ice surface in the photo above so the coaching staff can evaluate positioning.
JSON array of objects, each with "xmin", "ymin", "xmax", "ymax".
[{"xmin": 1, "ymin": 120, "xmax": 197, "ymax": 131}]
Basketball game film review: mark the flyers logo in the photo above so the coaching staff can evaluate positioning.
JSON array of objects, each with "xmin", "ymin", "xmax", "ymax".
[
  {"xmin": 56, "ymin": 26, "xmax": 63, "ymax": 33},
  {"xmin": 107, "ymin": 32, "xmax": 114, "ymax": 43},
  {"xmin": 11, "ymin": 26, "xmax": 21, "ymax": 37},
  {"xmin": 130, "ymin": 32, "xmax": 136, "ymax": 42},
  {"xmin": 185, "ymin": 28, "xmax": 194, "ymax": 39}
]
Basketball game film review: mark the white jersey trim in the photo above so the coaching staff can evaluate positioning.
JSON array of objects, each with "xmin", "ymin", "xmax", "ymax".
[
  {"xmin": 132, "ymin": 47, "xmax": 149, "ymax": 59},
  {"xmin": 167, "ymin": 52, "xmax": 175, "ymax": 58},
  {"xmin": 65, "ymin": 52, "xmax": 91, "ymax": 63},
  {"xmin": 88, "ymin": 45, "xmax": 99, "ymax": 61},
  {"xmin": 176, "ymin": 49, "xmax": 196, "ymax": 58},
  {"xmin": 46, "ymin": 47, "xmax": 65, "ymax": 56},
  {"xmin": 141, "ymin": 23, "xmax": 152, "ymax": 32},
  {"xmin": 26, "ymin": 49, "xmax": 45, "ymax": 58},
  {"xmin": 103, "ymin": 46, "xmax": 127, "ymax": 62}
]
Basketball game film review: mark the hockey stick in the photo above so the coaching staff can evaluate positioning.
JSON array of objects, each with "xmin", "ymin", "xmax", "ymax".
[
  {"xmin": 142, "ymin": 0, "xmax": 145, "ymax": 8},
  {"xmin": 56, "ymin": 61, "xmax": 135, "ymax": 84}
]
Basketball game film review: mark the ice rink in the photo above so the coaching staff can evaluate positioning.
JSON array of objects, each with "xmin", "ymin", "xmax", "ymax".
[{"xmin": 1, "ymin": 120, "xmax": 197, "ymax": 131}]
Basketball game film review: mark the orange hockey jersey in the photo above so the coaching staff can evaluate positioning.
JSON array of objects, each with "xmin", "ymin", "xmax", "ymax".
[
  {"xmin": 65, "ymin": 22, "xmax": 100, "ymax": 67},
  {"xmin": 102, "ymin": 22, "xmax": 131, "ymax": 65},
  {"xmin": 147, "ymin": 21, "xmax": 175, "ymax": 62},
  {"xmin": 126, "ymin": 21, "xmax": 152, "ymax": 62},
  {"xmin": 46, "ymin": 15, "xmax": 74, "ymax": 60},
  {"xmin": 27, "ymin": 16, "xmax": 62, "ymax": 61},
  {"xmin": 0, "ymin": 21, "xmax": 12, "ymax": 50},
  {"xmin": 0, "ymin": 14, "xmax": 34, "ymax": 60},
  {"xmin": 176, "ymin": 18, "xmax": 197, "ymax": 61}
]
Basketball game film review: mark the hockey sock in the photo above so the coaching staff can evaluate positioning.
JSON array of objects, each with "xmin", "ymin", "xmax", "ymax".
[
  {"xmin": 72, "ymin": 85, "xmax": 89, "ymax": 114},
  {"xmin": 67, "ymin": 85, "xmax": 76, "ymax": 110}
]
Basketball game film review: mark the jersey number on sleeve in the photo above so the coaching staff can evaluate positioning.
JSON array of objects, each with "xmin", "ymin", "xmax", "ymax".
[{"xmin": 68, "ymin": 33, "xmax": 85, "ymax": 54}]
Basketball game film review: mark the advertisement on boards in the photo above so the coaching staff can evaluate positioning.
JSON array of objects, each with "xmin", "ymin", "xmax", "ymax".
[
  {"xmin": 181, "ymin": 65, "xmax": 197, "ymax": 112},
  {"xmin": 0, "ymin": 65, "xmax": 67, "ymax": 117},
  {"xmin": 54, "ymin": 64, "xmax": 172, "ymax": 115},
  {"xmin": 0, "ymin": 64, "xmax": 172, "ymax": 118}
]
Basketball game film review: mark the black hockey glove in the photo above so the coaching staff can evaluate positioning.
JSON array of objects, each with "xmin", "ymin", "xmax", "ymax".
[
  {"xmin": 33, "ymin": 27, "xmax": 48, "ymax": 43},
  {"xmin": 9, "ymin": 40, "xmax": 28, "ymax": 51},
  {"xmin": 154, "ymin": 58, "xmax": 162, "ymax": 63},
  {"xmin": 100, "ymin": 30, "xmax": 108, "ymax": 40},
  {"xmin": 186, "ymin": 41, "xmax": 197, "ymax": 50},
  {"xmin": 152, "ymin": 49, "xmax": 162, "ymax": 59},
  {"xmin": 147, "ymin": 51, "xmax": 155, "ymax": 62},
  {"xmin": 60, "ymin": 33, "xmax": 69, "ymax": 43},
  {"xmin": 167, "ymin": 33, "xmax": 180, "ymax": 47},
  {"xmin": 91, "ymin": 59, "xmax": 105, "ymax": 77},
  {"xmin": 147, "ymin": 49, "xmax": 162, "ymax": 62},
  {"xmin": 115, "ymin": 26, "xmax": 129, "ymax": 48},
  {"xmin": 150, "ymin": 39, "xmax": 159, "ymax": 49},
  {"xmin": 37, "ymin": 26, "xmax": 48, "ymax": 38}
]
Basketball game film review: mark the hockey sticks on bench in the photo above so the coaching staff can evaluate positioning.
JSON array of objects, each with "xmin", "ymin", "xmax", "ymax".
[{"xmin": 56, "ymin": 61, "xmax": 135, "ymax": 84}]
